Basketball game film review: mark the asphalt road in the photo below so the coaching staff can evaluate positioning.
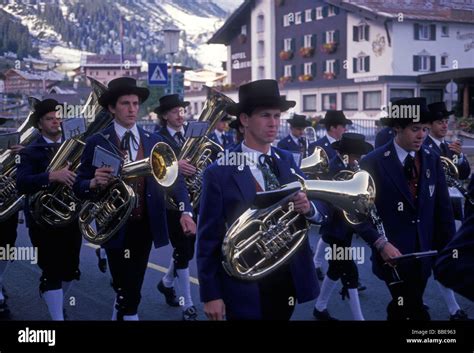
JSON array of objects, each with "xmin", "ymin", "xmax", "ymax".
[{"xmin": 1, "ymin": 221, "xmax": 472, "ymax": 322}]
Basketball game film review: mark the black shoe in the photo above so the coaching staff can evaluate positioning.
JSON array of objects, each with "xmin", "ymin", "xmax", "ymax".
[
  {"xmin": 450, "ymin": 309, "xmax": 471, "ymax": 321},
  {"xmin": 313, "ymin": 308, "xmax": 338, "ymax": 321},
  {"xmin": 315, "ymin": 267, "xmax": 325, "ymax": 281},
  {"xmin": 95, "ymin": 248, "xmax": 107, "ymax": 273},
  {"xmin": 182, "ymin": 306, "xmax": 198, "ymax": 321},
  {"xmin": 357, "ymin": 281, "xmax": 367, "ymax": 292},
  {"xmin": 157, "ymin": 280, "xmax": 180, "ymax": 307}
]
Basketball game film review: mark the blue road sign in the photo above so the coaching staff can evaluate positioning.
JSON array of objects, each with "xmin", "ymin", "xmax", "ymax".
[{"xmin": 148, "ymin": 63, "xmax": 168, "ymax": 85}]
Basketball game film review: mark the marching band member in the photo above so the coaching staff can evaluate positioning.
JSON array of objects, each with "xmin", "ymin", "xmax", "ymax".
[
  {"xmin": 16, "ymin": 99, "xmax": 82, "ymax": 321},
  {"xmin": 309, "ymin": 110, "xmax": 352, "ymax": 281},
  {"xmin": 0, "ymin": 142, "xmax": 23, "ymax": 318},
  {"xmin": 208, "ymin": 115, "xmax": 233, "ymax": 150},
  {"xmin": 154, "ymin": 93, "xmax": 199, "ymax": 320},
  {"xmin": 424, "ymin": 101, "xmax": 471, "ymax": 220},
  {"xmin": 313, "ymin": 133, "xmax": 373, "ymax": 321},
  {"xmin": 277, "ymin": 113, "xmax": 312, "ymax": 165},
  {"xmin": 357, "ymin": 97, "xmax": 455, "ymax": 320},
  {"xmin": 197, "ymin": 79, "xmax": 330, "ymax": 320},
  {"xmin": 73, "ymin": 78, "xmax": 196, "ymax": 321}
]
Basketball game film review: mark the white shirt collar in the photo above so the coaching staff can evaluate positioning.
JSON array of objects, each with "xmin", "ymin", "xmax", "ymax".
[
  {"xmin": 429, "ymin": 134, "xmax": 444, "ymax": 148},
  {"xmin": 393, "ymin": 140, "xmax": 415, "ymax": 165},
  {"xmin": 214, "ymin": 130, "xmax": 224, "ymax": 139},
  {"xmin": 241, "ymin": 142, "xmax": 272, "ymax": 166},
  {"xmin": 167, "ymin": 125, "xmax": 185, "ymax": 137},
  {"xmin": 325, "ymin": 133, "xmax": 336, "ymax": 144},
  {"xmin": 114, "ymin": 121, "xmax": 140, "ymax": 143},
  {"xmin": 289, "ymin": 133, "xmax": 300, "ymax": 145},
  {"xmin": 42, "ymin": 135, "xmax": 62, "ymax": 144}
]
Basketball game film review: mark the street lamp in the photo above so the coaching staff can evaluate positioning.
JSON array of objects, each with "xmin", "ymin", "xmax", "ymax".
[{"xmin": 163, "ymin": 26, "xmax": 181, "ymax": 94}]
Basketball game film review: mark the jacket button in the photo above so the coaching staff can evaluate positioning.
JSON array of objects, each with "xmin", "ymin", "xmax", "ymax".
[
  {"xmin": 417, "ymin": 219, "xmax": 420, "ymax": 223},
  {"xmin": 411, "ymin": 220, "xmax": 415, "ymax": 224}
]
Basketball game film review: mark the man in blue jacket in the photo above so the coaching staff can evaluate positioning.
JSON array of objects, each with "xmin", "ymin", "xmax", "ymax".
[
  {"xmin": 277, "ymin": 113, "xmax": 312, "ymax": 166},
  {"xmin": 73, "ymin": 78, "xmax": 196, "ymax": 320},
  {"xmin": 357, "ymin": 97, "xmax": 456, "ymax": 320},
  {"xmin": 198, "ymin": 79, "xmax": 336, "ymax": 320},
  {"xmin": 17, "ymin": 99, "xmax": 81, "ymax": 320}
]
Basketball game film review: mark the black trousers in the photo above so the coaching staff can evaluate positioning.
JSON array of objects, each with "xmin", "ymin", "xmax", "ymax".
[
  {"xmin": 166, "ymin": 209, "xmax": 196, "ymax": 269},
  {"xmin": 325, "ymin": 236, "xmax": 359, "ymax": 291},
  {"xmin": 106, "ymin": 218, "xmax": 152, "ymax": 317},
  {"xmin": 384, "ymin": 261, "xmax": 430, "ymax": 321},
  {"xmin": 258, "ymin": 264, "xmax": 296, "ymax": 320},
  {"xmin": 28, "ymin": 221, "xmax": 82, "ymax": 292},
  {"xmin": 0, "ymin": 212, "xmax": 19, "ymax": 248}
]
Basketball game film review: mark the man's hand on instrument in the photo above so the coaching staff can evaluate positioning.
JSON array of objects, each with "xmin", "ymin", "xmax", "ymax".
[
  {"xmin": 49, "ymin": 164, "xmax": 77, "ymax": 188},
  {"xmin": 180, "ymin": 213, "xmax": 196, "ymax": 236},
  {"xmin": 379, "ymin": 242, "xmax": 402, "ymax": 267},
  {"xmin": 9, "ymin": 144, "xmax": 24, "ymax": 155},
  {"xmin": 178, "ymin": 159, "xmax": 197, "ymax": 177},
  {"xmin": 204, "ymin": 299, "xmax": 226, "ymax": 321},
  {"xmin": 448, "ymin": 140, "xmax": 462, "ymax": 155},
  {"xmin": 290, "ymin": 192, "xmax": 311, "ymax": 215},
  {"xmin": 90, "ymin": 166, "xmax": 114, "ymax": 189}
]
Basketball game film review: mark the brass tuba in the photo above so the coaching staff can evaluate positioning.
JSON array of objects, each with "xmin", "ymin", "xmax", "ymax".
[
  {"xmin": 79, "ymin": 142, "xmax": 179, "ymax": 245},
  {"xmin": 168, "ymin": 87, "xmax": 235, "ymax": 209},
  {"xmin": 0, "ymin": 97, "xmax": 41, "ymax": 221},
  {"xmin": 440, "ymin": 156, "xmax": 474, "ymax": 205},
  {"xmin": 28, "ymin": 77, "xmax": 111, "ymax": 228},
  {"xmin": 222, "ymin": 166, "xmax": 375, "ymax": 281},
  {"xmin": 300, "ymin": 146, "xmax": 329, "ymax": 179}
]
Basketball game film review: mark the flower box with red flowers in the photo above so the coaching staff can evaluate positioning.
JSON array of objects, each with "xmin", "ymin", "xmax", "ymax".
[
  {"xmin": 298, "ymin": 74, "xmax": 313, "ymax": 82},
  {"xmin": 238, "ymin": 34, "xmax": 247, "ymax": 44},
  {"xmin": 299, "ymin": 47, "xmax": 314, "ymax": 58},
  {"xmin": 279, "ymin": 50, "xmax": 293, "ymax": 60},
  {"xmin": 321, "ymin": 42, "xmax": 337, "ymax": 54},
  {"xmin": 323, "ymin": 72, "xmax": 336, "ymax": 80},
  {"xmin": 279, "ymin": 76, "xmax": 292, "ymax": 84}
]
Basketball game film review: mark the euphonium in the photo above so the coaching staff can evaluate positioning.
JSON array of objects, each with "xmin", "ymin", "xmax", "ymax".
[
  {"xmin": 440, "ymin": 156, "xmax": 474, "ymax": 205},
  {"xmin": 168, "ymin": 87, "xmax": 235, "ymax": 209},
  {"xmin": 0, "ymin": 97, "xmax": 41, "ymax": 221},
  {"xmin": 79, "ymin": 142, "xmax": 179, "ymax": 245},
  {"xmin": 222, "ymin": 167, "xmax": 375, "ymax": 280},
  {"xmin": 29, "ymin": 77, "xmax": 111, "ymax": 228},
  {"xmin": 300, "ymin": 146, "xmax": 329, "ymax": 179}
]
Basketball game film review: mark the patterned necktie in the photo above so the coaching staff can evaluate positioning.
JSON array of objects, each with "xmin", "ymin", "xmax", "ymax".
[
  {"xmin": 404, "ymin": 154, "xmax": 417, "ymax": 181},
  {"xmin": 174, "ymin": 131, "xmax": 185, "ymax": 147},
  {"xmin": 120, "ymin": 131, "xmax": 138, "ymax": 162},
  {"xmin": 298, "ymin": 137, "xmax": 306, "ymax": 158},
  {"xmin": 440, "ymin": 142, "xmax": 449, "ymax": 157},
  {"xmin": 258, "ymin": 154, "xmax": 280, "ymax": 191}
]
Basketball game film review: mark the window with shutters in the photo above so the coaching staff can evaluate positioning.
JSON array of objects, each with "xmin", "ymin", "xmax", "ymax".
[
  {"xmin": 241, "ymin": 25, "xmax": 247, "ymax": 35},
  {"xmin": 363, "ymin": 91, "xmax": 381, "ymax": 110},
  {"xmin": 354, "ymin": 53, "xmax": 370, "ymax": 73},
  {"xmin": 354, "ymin": 23, "xmax": 369, "ymax": 41},
  {"xmin": 303, "ymin": 94, "xmax": 317, "ymax": 112},
  {"xmin": 304, "ymin": 34, "xmax": 313, "ymax": 48},
  {"xmin": 328, "ymin": 5, "xmax": 336, "ymax": 16},
  {"xmin": 295, "ymin": 12, "xmax": 302, "ymax": 25},
  {"xmin": 316, "ymin": 7, "xmax": 323, "ymax": 20},
  {"xmin": 342, "ymin": 92, "xmax": 358, "ymax": 110},
  {"xmin": 284, "ymin": 38, "xmax": 292, "ymax": 51},
  {"xmin": 420, "ymin": 55, "xmax": 430, "ymax": 71},
  {"xmin": 305, "ymin": 9, "xmax": 313, "ymax": 22},
  {"xmin": 284, "ymin": 65, "xmax": 293, "ymax": 77},
  {"xmin": 441, "ymin": 25, "xmax": 449, "ymax": 37},
  {"xmin": 322, "ymin": 93, "xmax": 337, "ymax": 110},
  {"xmin": 283, "ymin": 15, "xmax": 290, "ymax": 27},
  {"xmin": 419, "ymin": 24, "xmax": 429, "ymax": 40},
  {"xmin": 326, "ymin": 30, "xmax": 335, "ymax": 43},
  {"xmin": 326, "ymin": 59, "xmax": 335, "ymax": 73},
  {"xmin": 304, "ymin": 62, "xmax": 313, "ymax": 75}
]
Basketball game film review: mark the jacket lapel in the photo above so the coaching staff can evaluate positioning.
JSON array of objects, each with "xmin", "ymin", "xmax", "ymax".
[
  {"xmin": 230, "ymin": 144, "xmax": 256, "ymax": 204},
  {"xmin": 380, "ymin": 142, "xmax": 415, "ymax": 209},
  {"xmin": 271, "ymin": 148, "xmax": 295, "ymax": 185}
]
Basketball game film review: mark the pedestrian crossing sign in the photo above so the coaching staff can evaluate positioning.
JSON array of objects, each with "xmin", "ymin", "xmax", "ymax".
[{"xmin": 148, "ymin": 63, "xmax": 168, "ymax": 85}]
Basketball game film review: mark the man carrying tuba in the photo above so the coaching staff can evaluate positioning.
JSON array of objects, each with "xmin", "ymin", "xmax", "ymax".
[
  {"xmin": 16, "ymin": 99, "xmax": 81, "ymax": 320},
  {"xmin": 73, "ymin": 78, "xmax": 196, "ymax": 321},
  {"xmin": 153, "ymin": 94, "xmax": 199, "ymax": 320},
  {"xmin": 197, "ymin": 79, "xmax": 330, "ymax": 320}
]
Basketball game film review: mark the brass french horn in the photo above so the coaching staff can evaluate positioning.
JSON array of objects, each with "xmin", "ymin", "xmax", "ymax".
[
  {"xmin": 79, "ymin": 142, "xmax": 178, "ymax": 245},
  {"xmin": 440, "ymin": 156, "xmax": 474, "ymax": 205}
]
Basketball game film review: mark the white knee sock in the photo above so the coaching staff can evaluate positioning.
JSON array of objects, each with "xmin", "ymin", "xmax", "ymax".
[
  {"xmin": 162, "ymin": 258, "xmax": 175, "ymax": 288},
  {"xmin": 436, "ymin": 281, "xmax": 460, "ymax": 315},
  {"xmin": 313, "ymin": 237, "xmax": 327, "ymax": 269},
  {"xmin": 43, "ymin": 289, "xmax": 64, "ymax": 321},
  {"xmin": 176, "ymin": 268, "xmax": 193, "ymax": 310},
  {"xmin": 348, "ymin": 288, "xmax": 364, "ymax": 320},
  {"xmin": 315, "ymin": 277, "xmax": 338, "ymax": 312},
  {"xmin": 0, "ymin": 260, "xmax": 8, "ymax": 302},
  {"xmin": 123, "ymin": 314, "xmax": 139, "ymax": 321}
]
